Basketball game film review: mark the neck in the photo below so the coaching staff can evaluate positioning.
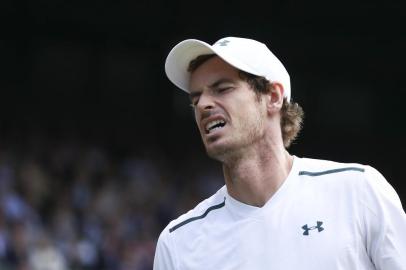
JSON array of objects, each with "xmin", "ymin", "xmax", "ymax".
[{"xmin": 222, "ymin": 143, "xmax": 293, "ymax": 207}]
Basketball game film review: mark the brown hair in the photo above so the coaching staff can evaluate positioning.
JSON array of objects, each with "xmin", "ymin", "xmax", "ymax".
[{"xmin": 188, "ymin": 54, "xmax": 304, "ymax": 148}]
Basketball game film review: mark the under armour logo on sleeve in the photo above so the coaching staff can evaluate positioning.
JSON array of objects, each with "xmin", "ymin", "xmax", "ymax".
[{"xmin": 302, "ymin": 221, "xmax": 324, "ymax": 236}]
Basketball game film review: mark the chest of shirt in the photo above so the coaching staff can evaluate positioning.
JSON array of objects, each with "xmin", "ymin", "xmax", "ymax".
[{"xmin": 173, "ymin": 190, "xmax": 373, "ymax": 270}]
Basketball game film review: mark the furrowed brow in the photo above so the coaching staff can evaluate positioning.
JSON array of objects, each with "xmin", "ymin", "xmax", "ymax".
[
  {"xmin": 188, "ymin": 78, "xmax": 235, "ymax": 102},
  {"xmin": 209, "ymin": 78, "xmax": 234, "ymax": 88}
]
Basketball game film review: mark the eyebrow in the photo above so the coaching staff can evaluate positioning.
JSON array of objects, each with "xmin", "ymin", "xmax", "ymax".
[
  {"xmin": 209, "ymin": 78, "xmax": 235, "ymax": 89},
  {"xmin": 189, "ymin": 78, "xmax": 235, "ymax": 100}
]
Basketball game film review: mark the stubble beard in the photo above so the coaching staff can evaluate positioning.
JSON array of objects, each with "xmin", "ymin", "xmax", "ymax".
[{"xmin": 204, "ymin": 115, "xmax": 265, "ymax": 164}]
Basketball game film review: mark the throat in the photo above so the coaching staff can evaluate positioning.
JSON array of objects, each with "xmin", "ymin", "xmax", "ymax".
[{"xmin": 222, "ymin": 153, "xmax": 293, "ymax": 207}]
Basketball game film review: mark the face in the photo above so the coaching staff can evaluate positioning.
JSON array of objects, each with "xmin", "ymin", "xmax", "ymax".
[{"xmin": 189, "ymin": 57, "xmax": 268, "ymax": 161}]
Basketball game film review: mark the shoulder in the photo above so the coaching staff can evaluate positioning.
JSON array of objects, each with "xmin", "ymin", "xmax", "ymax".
[
  {"xmin": 298, "ymin": 156, "xmax": 366, "ymax": 177},
  {"xmin": 296, "ymin": 156, "xmax": 401, "ymax": 205},
  {"xmin": 161, "ymin": 186, "xmax": 227, "ymax": 235},
  {"xmin": 294, "ymin": 156, "xmax": 370, "ymax": 194},
  {"xmin": 154, "ymin": 186, "xmax": 227, "ymax": 269},
  {"xmin": 359, "ymin": 165, "xmax": 403, "ymax": 210}
]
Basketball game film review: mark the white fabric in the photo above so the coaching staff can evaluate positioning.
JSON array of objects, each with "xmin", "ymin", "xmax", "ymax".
[
  {"xmin": 164, "ymin": 37, "xmax": 291, "ymax": 101},
  {"xmin": 154, "ymin": 156, "xmax": 406, "ymax": 270}
]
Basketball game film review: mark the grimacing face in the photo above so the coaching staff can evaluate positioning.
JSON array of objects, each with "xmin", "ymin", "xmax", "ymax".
[{"xmin": 188, "ymin": 56, "xmax": 269, "ymax": 162}]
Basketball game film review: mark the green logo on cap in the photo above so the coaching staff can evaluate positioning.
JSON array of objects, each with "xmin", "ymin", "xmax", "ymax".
[{"xmin": 216, "ymin": 40, "xmax": 230, "ymax": 46}]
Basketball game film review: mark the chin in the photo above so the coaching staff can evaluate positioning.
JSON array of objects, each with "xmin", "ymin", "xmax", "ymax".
[
  {"xmin": 204, "ymin": 143, "xmax": 224, "ymax": 159},
  {"xmin": 204, "ymin": 141, "xmax": 236, "ymax": 162}
]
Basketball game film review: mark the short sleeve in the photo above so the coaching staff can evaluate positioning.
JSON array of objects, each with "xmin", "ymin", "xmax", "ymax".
[
  {"xmin": 153, "ymin": 227, "xmax": 178, "ymax": 270},
  {"xmin": 361, "ymin": 166, "xmax": 406, "ymax": 270}
]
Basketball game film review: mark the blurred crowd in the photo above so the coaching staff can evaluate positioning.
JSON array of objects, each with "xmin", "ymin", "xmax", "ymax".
[{"xmin": 0, "ymin": 137, "xmax": 222, "ymax": 270}]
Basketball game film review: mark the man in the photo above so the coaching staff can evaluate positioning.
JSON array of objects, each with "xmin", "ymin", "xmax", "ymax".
[{"xmin": 154, "ymin": 37, "xmax": 406, "ymax": 269}]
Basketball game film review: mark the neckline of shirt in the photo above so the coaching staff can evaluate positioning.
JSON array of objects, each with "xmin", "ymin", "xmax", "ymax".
[{"xmin": 223, "ymin": 155, "xmax": 301, "ymax": 218}]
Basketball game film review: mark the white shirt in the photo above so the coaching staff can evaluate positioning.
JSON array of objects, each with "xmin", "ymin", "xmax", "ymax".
[{"xmin": 154, "ymin": 156, "xmax": 406, "ymax": 270}]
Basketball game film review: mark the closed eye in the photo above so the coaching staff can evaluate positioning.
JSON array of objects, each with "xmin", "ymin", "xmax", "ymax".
[
  {"xmin": 216, "ymin": 86, "xmax": 233, "ymax": 94},
  {"xmin": 189, "ymin": 92, "xmax": 201, "ymax": 107}
]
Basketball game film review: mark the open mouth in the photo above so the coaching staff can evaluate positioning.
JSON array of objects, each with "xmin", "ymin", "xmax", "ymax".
[{"xmin": 205, "ymin": 119, "xmax": 226, "ymax": 134}]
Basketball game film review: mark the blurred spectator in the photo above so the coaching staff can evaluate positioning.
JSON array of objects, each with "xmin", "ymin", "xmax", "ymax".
[
  {"xmin": 0, "ymin": 137, "xmax": 223, "ymax": 269},
  {"xmin": 28, "ymin": 232, "xmax": 68, "ymax": 270}
]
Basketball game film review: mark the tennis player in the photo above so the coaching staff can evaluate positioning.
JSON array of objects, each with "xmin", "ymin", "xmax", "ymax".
[{"xmin": 154, "ymin": 36, "xmax": 406, "ymax": 269}]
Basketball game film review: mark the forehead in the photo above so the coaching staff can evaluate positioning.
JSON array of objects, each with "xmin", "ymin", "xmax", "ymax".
[{"xmin": 188, "ymin": 56, "xmax": 240, "ymax": 92}]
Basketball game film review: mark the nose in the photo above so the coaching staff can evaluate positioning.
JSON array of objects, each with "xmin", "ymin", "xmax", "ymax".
[{"xmin": 196, "ymin": 92, "xmax": 215, "ymax": 111}]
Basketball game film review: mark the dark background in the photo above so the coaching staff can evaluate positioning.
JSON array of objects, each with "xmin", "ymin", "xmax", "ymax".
[
  {"xmin": 2, "ymin": 0, "xmax": 405, "ymax": 194},
  {"xmin": 0, "ymin": 0, "xmax": 405, "ymax": 268}
]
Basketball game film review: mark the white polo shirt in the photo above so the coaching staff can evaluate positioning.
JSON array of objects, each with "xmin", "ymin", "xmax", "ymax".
[{"xmin": 154, "ymin": 156, "xmax": 406, "ymax": 270}]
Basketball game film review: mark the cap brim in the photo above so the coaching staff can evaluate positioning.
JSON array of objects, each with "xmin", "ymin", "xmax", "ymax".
[{"xmin": 165, "ymin": 39, "xmax": 215, "ymax": 93}]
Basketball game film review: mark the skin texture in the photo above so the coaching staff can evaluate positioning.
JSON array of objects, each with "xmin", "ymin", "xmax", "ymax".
[{"xmin": 189, "ymin": 56, "xmax": 293, "ymax": 207}]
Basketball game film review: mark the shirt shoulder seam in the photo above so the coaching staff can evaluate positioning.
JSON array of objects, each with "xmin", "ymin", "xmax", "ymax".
[{"xmin": 169, "ymin": 197, "xmax": 226, "ymax": 233}]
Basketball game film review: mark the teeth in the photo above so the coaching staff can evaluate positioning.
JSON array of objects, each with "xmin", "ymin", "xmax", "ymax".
[{"xmin": 205, "ymin": 120, "xmax": 225, "ymax": 133}]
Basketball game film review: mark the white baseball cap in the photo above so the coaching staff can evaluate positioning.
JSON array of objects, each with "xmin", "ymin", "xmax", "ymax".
[{"xmin": 165, "ymin": 36, "xmax": 291, "ymax": 101}]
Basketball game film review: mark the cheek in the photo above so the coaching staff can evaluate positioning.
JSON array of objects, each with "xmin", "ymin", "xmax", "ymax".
[
  {"xmin": 238, "ymin": 100, "xmax": 263, "ymax": 118},
  {"xmin": 239, "ymin": 104, "xmax": 267, "ymax": 131}
]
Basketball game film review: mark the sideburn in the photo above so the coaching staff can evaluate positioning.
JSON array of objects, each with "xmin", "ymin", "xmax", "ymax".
[{"xmin": 237, "ymin": 71, "xmax": 271, "ymax": 101}]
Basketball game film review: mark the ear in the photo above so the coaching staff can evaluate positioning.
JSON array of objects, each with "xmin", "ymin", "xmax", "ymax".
[{"xmin": 266, "ymin": 82, "xmax": 284, "ymax": 114}]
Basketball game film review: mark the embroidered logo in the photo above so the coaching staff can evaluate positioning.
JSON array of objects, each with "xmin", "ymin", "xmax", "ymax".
[
  {"xmin": 302, "ymin": 221, "xmax": 324, "ymax": 236},
  {"xmin": 216, "ymin": 40, "xmax": 230, "ymax": 46}
]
